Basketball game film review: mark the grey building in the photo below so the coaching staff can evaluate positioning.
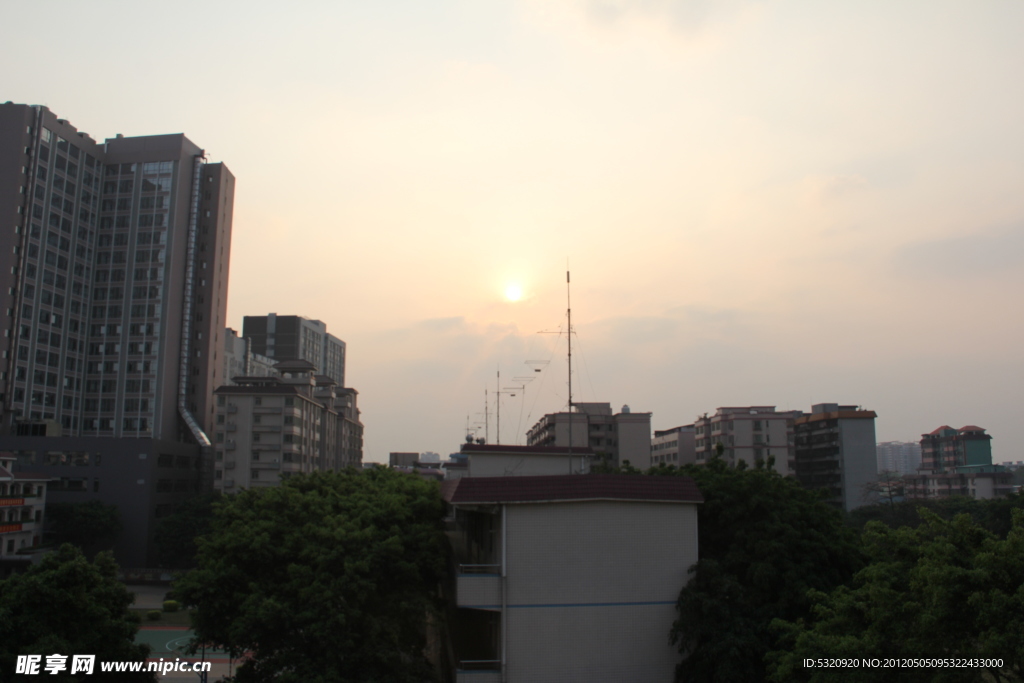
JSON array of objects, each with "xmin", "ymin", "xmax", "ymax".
[
  {"xmin": 0, "ymin": 103, "xmax": 234, "ymax": 565},
  {"xmin": 876, "ymin": 440, "xmax": 921, "ymax": 475},
  {"xmin": 443, "ymin": 474, "xmax": 702, "ymax": 682},
  {"xmin": 651, "ymin": 424, "xmax": 696, "ymax": 467},
  {"xmin": 242, "ymin": 314, "xmax": 346, "ymax": 386},
  {"xmin": 526, "ymin": 402, "xmax": 652, "ymax": 470},
  {"xmin": 694, "ymin": 406, "xmax": 801, "ymax": 475},
  {"xmin": 793, "ymin": 403, "xmax": 878, "ymax": 511}
]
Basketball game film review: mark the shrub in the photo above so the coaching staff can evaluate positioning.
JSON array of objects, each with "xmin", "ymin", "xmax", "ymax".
[
  {"xmin": 162, "ymin": 600, "xmax": 180, "ymax": 613},
  {"xmin": 147, "ymin": 610, "xmax": 162, "ymax": 621}
]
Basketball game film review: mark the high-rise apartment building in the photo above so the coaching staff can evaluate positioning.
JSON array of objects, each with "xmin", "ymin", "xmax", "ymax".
[
  {"xmin": 0, "ymin": 103, "xmax": 232, "ymax": 441},
  {"xmin": 0, "ymin": 103, "xmax": 233, "ymax": 565},
  {"xmin": 793, "ymin": 403, "xmax": 877, "ymax": 511},
  {"xmin": 242, "ymin": 314, "xmax": 345, "ymax": 386},
  {"xmin": 651, "ymin": 424, "xmax": 696, "ymax": 467}
]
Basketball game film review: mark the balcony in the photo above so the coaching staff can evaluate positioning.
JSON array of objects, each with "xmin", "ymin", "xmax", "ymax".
[
  {"xmin": 251, "ymin": 459, "xmax": 282, "ymax": 470},
  {"xmin": 253, "ymin": 443, "xmax": 281, "ymax": 452},
  {"xmin": 225, "ymin": 423, "xmax": 237, "ymax": 432},
  {"xmin": 254, "ymin": 406, "xmax": 283, "ymax": 415},
  {"xmin": 456, "ymin": 565, "xmax": 502, "ymax": 611},
  {"xmin": 253, "ymin": 424, "xmax": 282, "ymax": 432}
]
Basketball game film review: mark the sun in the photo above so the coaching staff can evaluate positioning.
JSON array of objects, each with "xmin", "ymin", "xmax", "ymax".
[{"xmin": 504, "ymin": 283, "xmax": 523, "ymax": 302}]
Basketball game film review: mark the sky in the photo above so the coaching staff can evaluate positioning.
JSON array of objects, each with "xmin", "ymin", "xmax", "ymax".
[{"xmin": 3, "ymin": 0, "xmax": 1022, "ymax": 463}]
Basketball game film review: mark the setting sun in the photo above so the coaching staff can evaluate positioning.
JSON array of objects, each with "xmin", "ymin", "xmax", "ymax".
[{"xmin": 504, "ymin": 283, "xmax": 523, "ymax": 302}]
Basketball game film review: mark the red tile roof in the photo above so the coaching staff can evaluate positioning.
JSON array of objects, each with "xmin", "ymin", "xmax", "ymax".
[
  {"xmin": 959, "ymin": 425, "xmax": 986, "ymax": 433},
  {"xmin": 441, "ymin": 474, "xmax": 703, "ymax": 505},
  {"xmin": 928, "ymin": 425, "xmax": 954, "ymax": 435}
]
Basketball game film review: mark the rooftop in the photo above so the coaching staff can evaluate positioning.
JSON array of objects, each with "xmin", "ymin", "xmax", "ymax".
[{"xmin": 441, "ymin": 474, "xmax": 703, "ymax": 505}]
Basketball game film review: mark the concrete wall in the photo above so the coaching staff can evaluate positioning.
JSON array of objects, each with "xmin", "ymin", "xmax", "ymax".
[
  {"xmin": 503, "ymin": 501, "xmax": 697, "ymax": 682},
  {"xmin": 840, "ymin": 418, "xmax": 878, "ymax": 511}
]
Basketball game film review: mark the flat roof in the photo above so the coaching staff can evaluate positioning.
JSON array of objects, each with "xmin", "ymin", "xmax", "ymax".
[
  {"xmin": 441, "ymin": 474, "xmax": 703, "ymax": 505},
  {"xmin": 461, "ymin": 444, "xmax": 595, "ymax": 456}
]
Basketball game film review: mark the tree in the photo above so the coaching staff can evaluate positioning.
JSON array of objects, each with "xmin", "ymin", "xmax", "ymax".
[
  {"xmin": 666, "ymin": 457, "xmax": 863, "ymax": 682},
  {"xmin": 0, "ymin": 544, "xmax": 153, "ymax": 682},
  {"xmin": 768, "ymin": 510, "xmax": 1024, "ymax": 682},
  {"xmin": 173, "ymin": 468, "xmax": 448, "ymax": 683},
  {"xmin": 45, "ymin": 501, "xmax": 122, "ymax": 556},
  {"xmin": 153, "ymin": 492, "xmax": 221, "ymax": 569},
  {"xmin": 861, "ymin": 469, "xmax": 905, "ymax": 508}
]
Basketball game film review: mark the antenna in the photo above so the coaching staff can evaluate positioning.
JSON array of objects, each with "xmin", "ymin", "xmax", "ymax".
[{"xmin": 567, "ymin": 266, "xmax": 573, "ymax": 473}]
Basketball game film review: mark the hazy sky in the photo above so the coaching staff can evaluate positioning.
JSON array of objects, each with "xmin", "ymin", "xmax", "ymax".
[{"xmin": 4, "ymin": 1, "xmax": 1022, "ymax": 462}]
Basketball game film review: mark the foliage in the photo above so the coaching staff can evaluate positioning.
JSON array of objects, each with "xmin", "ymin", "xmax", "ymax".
[
  {"xmin": 768, "ymin": 510, "xmax": 1024, "ymax": 683},
  {"xmin": 174, "ymin": 468, "xmax": 448, "ymax": 683},
  {"xmin": 162, "ymin": 600, "xmax": 179, "ymax": 613},
  {"xmin": 153, "ymin": 492, "xmax": 221, "ymax": 569},
  {"xmin": 0, "ymin": 544, "xmax": 153, "ymax": 682},
  {"xmin": 661, "ymin": 457, "xmax": 863, "ymax": 683},
  {"xmin": 147, "ymin": 610, "xmax": 161, "ymax": 621},
  {"xmin": 847, "ymin": 492, "xmax": 1024, "ymax": 539},
  {"xmin": 45, "ymin": 501, "xmax": 122, "ymax": 555}
]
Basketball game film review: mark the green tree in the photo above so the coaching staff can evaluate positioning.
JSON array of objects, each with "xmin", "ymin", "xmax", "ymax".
[
  {"xmin": 667, "ymin": 457, "xmax": 863, "ymax": 682},
  {"xmin": 0, "ymin": 544, "xmax": 153, "ymax": 682},
  {"xmin": 45, "ymin": 501, "xmax": 122, "ymax": 556},
  {"xmin": 768, "ymin": 509, "xmax": 1024, "ymax": 682},
  {"xmin": 153, "ymin": 492, "xmax": 221, "ymax": 569},
  {"xmin": 174, "ymin": 468, "xmax": 448, "ymax": 683}
]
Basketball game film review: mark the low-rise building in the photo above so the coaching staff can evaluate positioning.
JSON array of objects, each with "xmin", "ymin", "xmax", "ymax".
[
  {"xmin": 461, "ymin": 443, "xmax": 595, "ymax": 477},
  {"xmin": 0, "ymin": 452, "xmax": 48, "ymax": 568},
  {"xmin": 526, "ymin": 403, "xmax": 652, "ymax": 470},
  {"xmin": 694, "ymin": 407, "xmax": 800, "ymax": 475},
  {"xmin": 442, "ymin": 474, "xmax": 702, "ymax": 683},
  {"xmin": 222, "ymin": 328, "xmax": 279, "ymax": 386}
]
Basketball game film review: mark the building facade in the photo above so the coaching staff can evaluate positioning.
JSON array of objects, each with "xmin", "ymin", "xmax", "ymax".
[
  {"xmin": 212, "ymin": 360, "xmax": 362, "ymax": 492},
  {"xmin": 526, "ymin": 403, "xmax": 652, "ymax": 470},
  {"xmin": 919, "ymin": 425, "xmax": 993, "ymax": 472},
  {"xmin": 651, "ymin": 424, "xmax": 696, "ymax": 466},
  {"xmin": 242, "ymin": 314, "xmax": 346, "ymax": 386},
  {"xmin": 0, "ymin": 103, "xmax": 234, "ymax": 565},
  {"xmin": 876, "ymin": 440, "xmax": 922, "ymax": 475},
  {"xmin": 0, "ymin": 451, "xmax": 48, "ymax": 569},
  {"xmin": 793, "ymin": 403, "xmax": 878, "ymax": 511},
  {"xmin": 693, "ymin": 407, "xmax": 800, "ymax": 475},
  {"xmin": 902, "ymin": 425, "xmax": 1011, "ymax": 500},
  {"xmin": 443, "ymin": 474, "xmax": 702, "ymax": 683}
]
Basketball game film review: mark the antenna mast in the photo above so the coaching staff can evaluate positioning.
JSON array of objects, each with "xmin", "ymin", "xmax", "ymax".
[
  {"xmin": 567, "ymin": 268, "xmax": 573, "ymax": 473},
  {"xmin": 484, "ymin": 388, "xmax": 489, "ymax": 444}
]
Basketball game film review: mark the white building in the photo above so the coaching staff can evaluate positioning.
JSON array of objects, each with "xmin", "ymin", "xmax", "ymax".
[
  {"xmin": 876, "ymin": 441, "xmax": 921, "ymax": 475},
  {"xmin": 443, "ymin": 474, "xmax": 702, "ymax": 683},
  {"xmin": 526, "ymin": 403, "xmax": 652, "ymax": 470},
  {"xmin": 694, "ymin": 407, "xmax": 800, "ymax": 475},
  {"xmin": 651, "ymin": 424, "xmax": 696, "ymax": 466}
]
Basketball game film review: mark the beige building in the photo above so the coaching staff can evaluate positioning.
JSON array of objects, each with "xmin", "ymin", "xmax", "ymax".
[
  {"xmin": 212, "ymin": 360, "xmax": 362, "ymax": 491},
  {"xmin": 0, "ymin": 452, "xmax": 48, "ymax": 565},
  {"xmin": 526, "ymin": 403, "xmax": 652, "ymax": 470},
  {"xmin": 443, "ymin": 474, "xmax": 702, "ymax": 683},
  {"xmin": 694, "ymin": 407, "xmax": 800, "ymax": 475},
  {"xmin": 651, "ymin": 424, "xmax": 696, "ymax": 466}
]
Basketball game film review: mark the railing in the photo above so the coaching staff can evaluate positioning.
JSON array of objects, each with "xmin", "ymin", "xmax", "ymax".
[
  {"xmin": 458, "ymin": 660, "xmax": 501, "ymax": 671},
  {"xmin": 458, "ymin": 564, "xmax": 501, "ymax": 575}
]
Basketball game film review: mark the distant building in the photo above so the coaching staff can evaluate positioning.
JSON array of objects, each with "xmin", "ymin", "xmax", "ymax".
[
  {"xmin": 903, "ymin": 425, "xmax": 1011, "ymax": 500},
  {"xmin": 651, "ymin": 424, "xmax": 696, "ymax": 466},
  {"xmin": 919, "ymin": 425, "xmax": 993, "ymax": 472},
  {"xmin": 211, "ymin": 360, "xmax": 362, "ymax": 492},
  {"xmin": 526, "ymin": 403, "xmax": 652, "ymax": 470},
  {"xmin": 222, "ymin": 328, "xmax": 278, "ymax": 386},
  {"xmin": 694, "ymin": 407, "xmax": 801, "ymax": 475},
  {"xmin": 389, "ymin": 452, "xmax": 419, "ymax": 468},
  {"xmin": 876, "ymin": 441, "xmax": 921, "ymax": 475},
  {"xmin": 242, "ymin": 314, "xmax": 346, "ymax": 386},
  {"xmin": 443, "ymin": 474, "xmax": 702, "ymax": 682},
  {"xmin": 793, "ymin": 403, "xmax": 878, "ymax": 511},
  {"xmin": 460, "ymin": 443, "xmax": 594, "ymax": 478}
]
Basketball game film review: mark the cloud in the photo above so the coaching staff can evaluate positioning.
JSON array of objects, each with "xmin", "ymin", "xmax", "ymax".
[{"xmin": 891, "ymin": 224, "xmax": 1024, "ymax": 279}]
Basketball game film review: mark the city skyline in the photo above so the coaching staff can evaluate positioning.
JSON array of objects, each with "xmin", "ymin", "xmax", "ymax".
[{"xmin": 3, "ymin": 1, "xmax": 1021, "ymax": 462}]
